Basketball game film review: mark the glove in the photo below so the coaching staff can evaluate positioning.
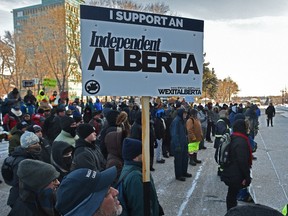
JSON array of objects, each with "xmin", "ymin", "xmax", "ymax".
[{"xmin": 242, "ymin": 177, "xmax": 251, "ymax": 187}]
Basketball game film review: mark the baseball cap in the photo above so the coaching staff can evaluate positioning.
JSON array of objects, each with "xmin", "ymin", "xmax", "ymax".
[{"xmin": 56, "ymin": 166, "xmax": 117, "ymax": 216}]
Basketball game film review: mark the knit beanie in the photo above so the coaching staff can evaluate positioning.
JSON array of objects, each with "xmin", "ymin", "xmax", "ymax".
[
  {"xmin": 20, "ymin": 131, "xmax": 40, "ymax": 148},
  {"xmin": 17, "ymin": 159, "xmax": 60, "ymax": 191},
  {"xmin": 27, "ymin": 125, "xmax": 42, "ymax": 133},
  {"xmin": 60, "ymin": 116, "xmax": 75, "ymax": 130},
  {"xmin": 232, "ymin": 119, "xmax": 247, "ymax": 134},
  {"xmin": 122, "ymin": 138, "xmax": 142, "ymax": 161},
  {"xmin": 16, "ymin": 121, "xmax": 29, "ymax": 130},
  {"xmin": 76, "ymin": 123, "xmax": 95, "ymax": 139}
]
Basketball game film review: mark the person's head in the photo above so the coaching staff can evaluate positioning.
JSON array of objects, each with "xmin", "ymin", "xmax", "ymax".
[
  {"xmin": 189, "ymin": 108, "xmax": 198, "ymax": 118},
  {"xmin": 219, "ymin": 109, "xmax": 229, "ymax": 119},
  {"xmin": 27, "ymin": 125, "xmax": 42, "ymax": 138},
  {"xmin": 177, "ymin": 108, "xmax": 187, "ymax": 119},
  {"xmin": 76, "ymin": 123, "xmax": 96, "ymax": 143},
  {"xmin": 232, "ymin": 119, "xmax": 248, "ymax": 135},
  {"xmin": 116, "ymin": 111, "xmax": 128, "ymax": 126},
  {"xmin": 56, "ymin": 106, "xmax": 66, "ymax": 116},
  {"xmin": 53, "ymin": 91, "xmax": 57, "ymax": 96},
  {"xmin": 106, "ymin": 110, "xmax": 120, "ymax": 127},
  {"xmin": 92, "ymin": 110, "xmax": 102, "ymax": 120},
  {"xmin": 122, "ymin": 138, "xmax": 142, "ymax": 162},
  {"xmin": 11, "ymin": 106, "xmax": 22, "ymax": 117},
  {"xmin": 52, "ymin": 141, "xmax": 74, "ymax": 172},
  {"xmin": 39, "ymin": 89, "xmax": 45, "ymax": 96},
  {"xmin": 197, "ymin": 104, "xmax": 204, "ymax": 111},
  {"xmin": 16, "ymin": 121, "xmax": 29, "ymax": 132},
  {"xmin": 23, "ymin": 113, "xmax": 31, "ymax": 121},
  {"xmin": 17, "ymin": 159, "xmax": 60, "ymax": 192},
  {"xmin": 12, "ymin": 88, "xmax": 19, "ymax": 95},
  {"xmin": 27, "ymin": 89, "xmax": 33, "ymax": 95},
  {"xmin": 73, "ymin": 114, "xmax": 84, "ymax": 126},
  {"xmin": 42, "ymin": 107, "xmax": 51, "ymax": 117},
  {"xmin": 60, "ymin": 116, "xmax": 77, "ymax": 137},
  {"xmin": 56, "ymin": 167, "xmax": 121, "ymax": 216},
  {"xmin": 20, "ymin": 131, "xmax": 41, "ymax": 155},
  {"xmin": 156, "ymin": 109, "xmax": 165, "ymax": 118}
]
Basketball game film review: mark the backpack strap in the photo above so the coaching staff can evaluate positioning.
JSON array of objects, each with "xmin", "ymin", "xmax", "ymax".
[{"xmin": 116, "ymin": 167, "xmax": 135, "ymax": 187}]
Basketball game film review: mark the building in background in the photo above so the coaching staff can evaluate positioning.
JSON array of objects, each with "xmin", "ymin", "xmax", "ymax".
[{"xmin": 12, "ymin": 0, "xmax": 84, "ymax": 100}]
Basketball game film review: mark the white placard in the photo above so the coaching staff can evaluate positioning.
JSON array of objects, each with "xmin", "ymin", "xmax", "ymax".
[{"xmin": 80, "ymin": 5, "xmax": 204, "ymax": 96}]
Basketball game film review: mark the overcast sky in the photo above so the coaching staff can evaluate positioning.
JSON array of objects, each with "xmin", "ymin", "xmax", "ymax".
[{"xmin": 1, "ymin": 0, "xmax": 288, "ymax": 97}]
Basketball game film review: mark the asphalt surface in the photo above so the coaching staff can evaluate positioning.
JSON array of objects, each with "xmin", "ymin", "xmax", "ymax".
[{"xmin": 0, "ymin": 106, "xmax": 287, "ymax": 216}]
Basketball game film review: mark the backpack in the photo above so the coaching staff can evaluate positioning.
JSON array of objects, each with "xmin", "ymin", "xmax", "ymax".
[
  {"xmin": 1, "ymin": 155, "xmax": 17, "ymax": 186},
  {"xmin": 216, "ymin": 132, "xmax": 231, "ymax": 167},
  {"xmin": 116, "ymin": 168, "xmax": 135, "ymax": 216}
]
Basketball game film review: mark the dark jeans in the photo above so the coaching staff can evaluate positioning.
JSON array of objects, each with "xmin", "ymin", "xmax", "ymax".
[
  {"xmin": 267, "ymin": 116, "xmax": 274, "ymax": 126},
  {"xmin": 174, "ymin": 151, "xmax": 188, "ymax": 178},
  {"xmin": 226, "ymin": 184, "xmax": 242, "ymax": 211},
  {"xmin": 206, "ymin": 121, "xmax": 215, "ymax": 141}
]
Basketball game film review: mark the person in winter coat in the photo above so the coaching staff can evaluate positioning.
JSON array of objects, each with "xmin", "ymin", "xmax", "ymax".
[
  {"xmin": 130, "ymin": 111, "xmax": 157, "ymax": 171},
  {"xmin": 54, "ymin": 116, "xmax": 77, "ymax": 147},
  {"xmin": 83, "ymin": 106, "xmax": 93, "ymax": 123},
  {"xmin": 205, "ymin": 102, "xmax": 214, "ymax": 143},
  {"xmin": 94, "ymin": 97, "xmax": 103, "ymax": 111},
  {"xmin": 88, "ymin": 110, "xmax": 103, "ymax": 135},
  {"xmin": 129, "ymin": 103, "xmax": 140, "ymax": 125},
  {"xmin": 214, "ymin": 109, "xmax": 231, "ymax": 176},
  {"xmin": 119, "ymin": 138, "xmax": 163, "ymax": 216},
  {"xmin": 98, "ymin": 110, "xmax": 120, "ymax": 159},
  {"xmin": 7, "ymin": 88, "xmax": 22, "ymax": 109},
  {"xmin": 7, "ymin": 132, "xmax": 42, "ymax": 208},
  {"xmin": 154, "ymin": 109, "xmax": 166, "ymax": 163},
  {"xmin": 265, "ymin": 102, "xmax": 276, "ymax": 127},
  {"xmin": 170, "ymin": 108, "xmax": 192, "ymax": 181},
  {"xmin": 3, "ymin": 106, "xmax": 22, "ymax": 132},
  {"xmin": 42, "ymin": 106, "xmax": 66, "ymax": 144},
  {"xmin": 116, "ymin": 111, "xmax": 131, "ymax": 138},
  {"xmin": 8, "ymin": 121, "xmax": 29, "ymax": 155},
  {"xmin": 221, "ymin": 119, "xmax": 253, "ymax": 211},
  {"xmin": 23, "ymin": 89, "xmax": 37, "ymax": 106},
  {"xmin": 244, "ymin": 104, "xmax": 259, "ymax": 139},
  {"xmin": 105, "ymin": 126, "xmax": 125, "ymax": 185},
  {"xmin": 36, "ymin": 89, "xmax": 49, "ymax": 105},
  {"xmin": 8, "ymin": 159, "xmax": 60, "ymax": 216},
  {"xmin": 71, "ymin": 123, "xmax": 106, "ymax": 172},
  {"xmin": 186, "ymin": 109, "xmax": 203, "ymax": 166},
  {"xmin": 197, "ymin": 105, "xmax": 208, "ymax": 150},
  {"xmin": 27, "ymin": 125, "xmax": 51, "ymax": 164},
  {"xmin": 51, "ymin": 141, "xmax": 74, "ymax": 182}
]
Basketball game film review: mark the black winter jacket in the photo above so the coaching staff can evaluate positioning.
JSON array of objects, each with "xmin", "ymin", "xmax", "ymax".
[
  {"xmin": 221, "ymin": 133, "xmax": 252, "ymax": 187},
  {"xmin": 71, "ymin": 138, "xmax": 106, "ymax": 172}
]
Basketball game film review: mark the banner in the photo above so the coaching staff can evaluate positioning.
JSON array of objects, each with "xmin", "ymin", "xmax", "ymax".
[{"xmin": 80, "ymin": 5, "xmax": 204, "ymax": 96}]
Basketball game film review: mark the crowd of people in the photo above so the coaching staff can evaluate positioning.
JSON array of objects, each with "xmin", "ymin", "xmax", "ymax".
[{"xmin": 0, "ymin": 87, "xmax": 281, "ymax": 215}]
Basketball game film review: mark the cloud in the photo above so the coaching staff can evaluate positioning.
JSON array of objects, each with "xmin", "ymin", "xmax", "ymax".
[
  {"xmin": 181, "ymin": 0, "xmax": 288, "ymax": 19},
  {"xmin": 140, "ymin": 0, "xmax": 288, "ymax": 20}
]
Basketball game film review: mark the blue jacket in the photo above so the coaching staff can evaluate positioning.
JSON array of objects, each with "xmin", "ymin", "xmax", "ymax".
[{"xmin": 170, "ymin": 109, "xmax": 188, "ymax": 154}]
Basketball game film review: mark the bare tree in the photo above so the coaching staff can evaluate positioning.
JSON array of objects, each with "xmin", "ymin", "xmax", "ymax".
[
  {"xmin": 0, "ymin": 31, "xmax": 17, "ymax": 95},
  {"xmin": 216, "ymin": 77, "xmax": 239, "ymax": 102},
  {"xmin": 89, "ymin": 0, "xmax": 170, "ymax": 14},
  {"xmin": 17, "ymin": 5, "xmax": 81, "ymax": 93}
]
